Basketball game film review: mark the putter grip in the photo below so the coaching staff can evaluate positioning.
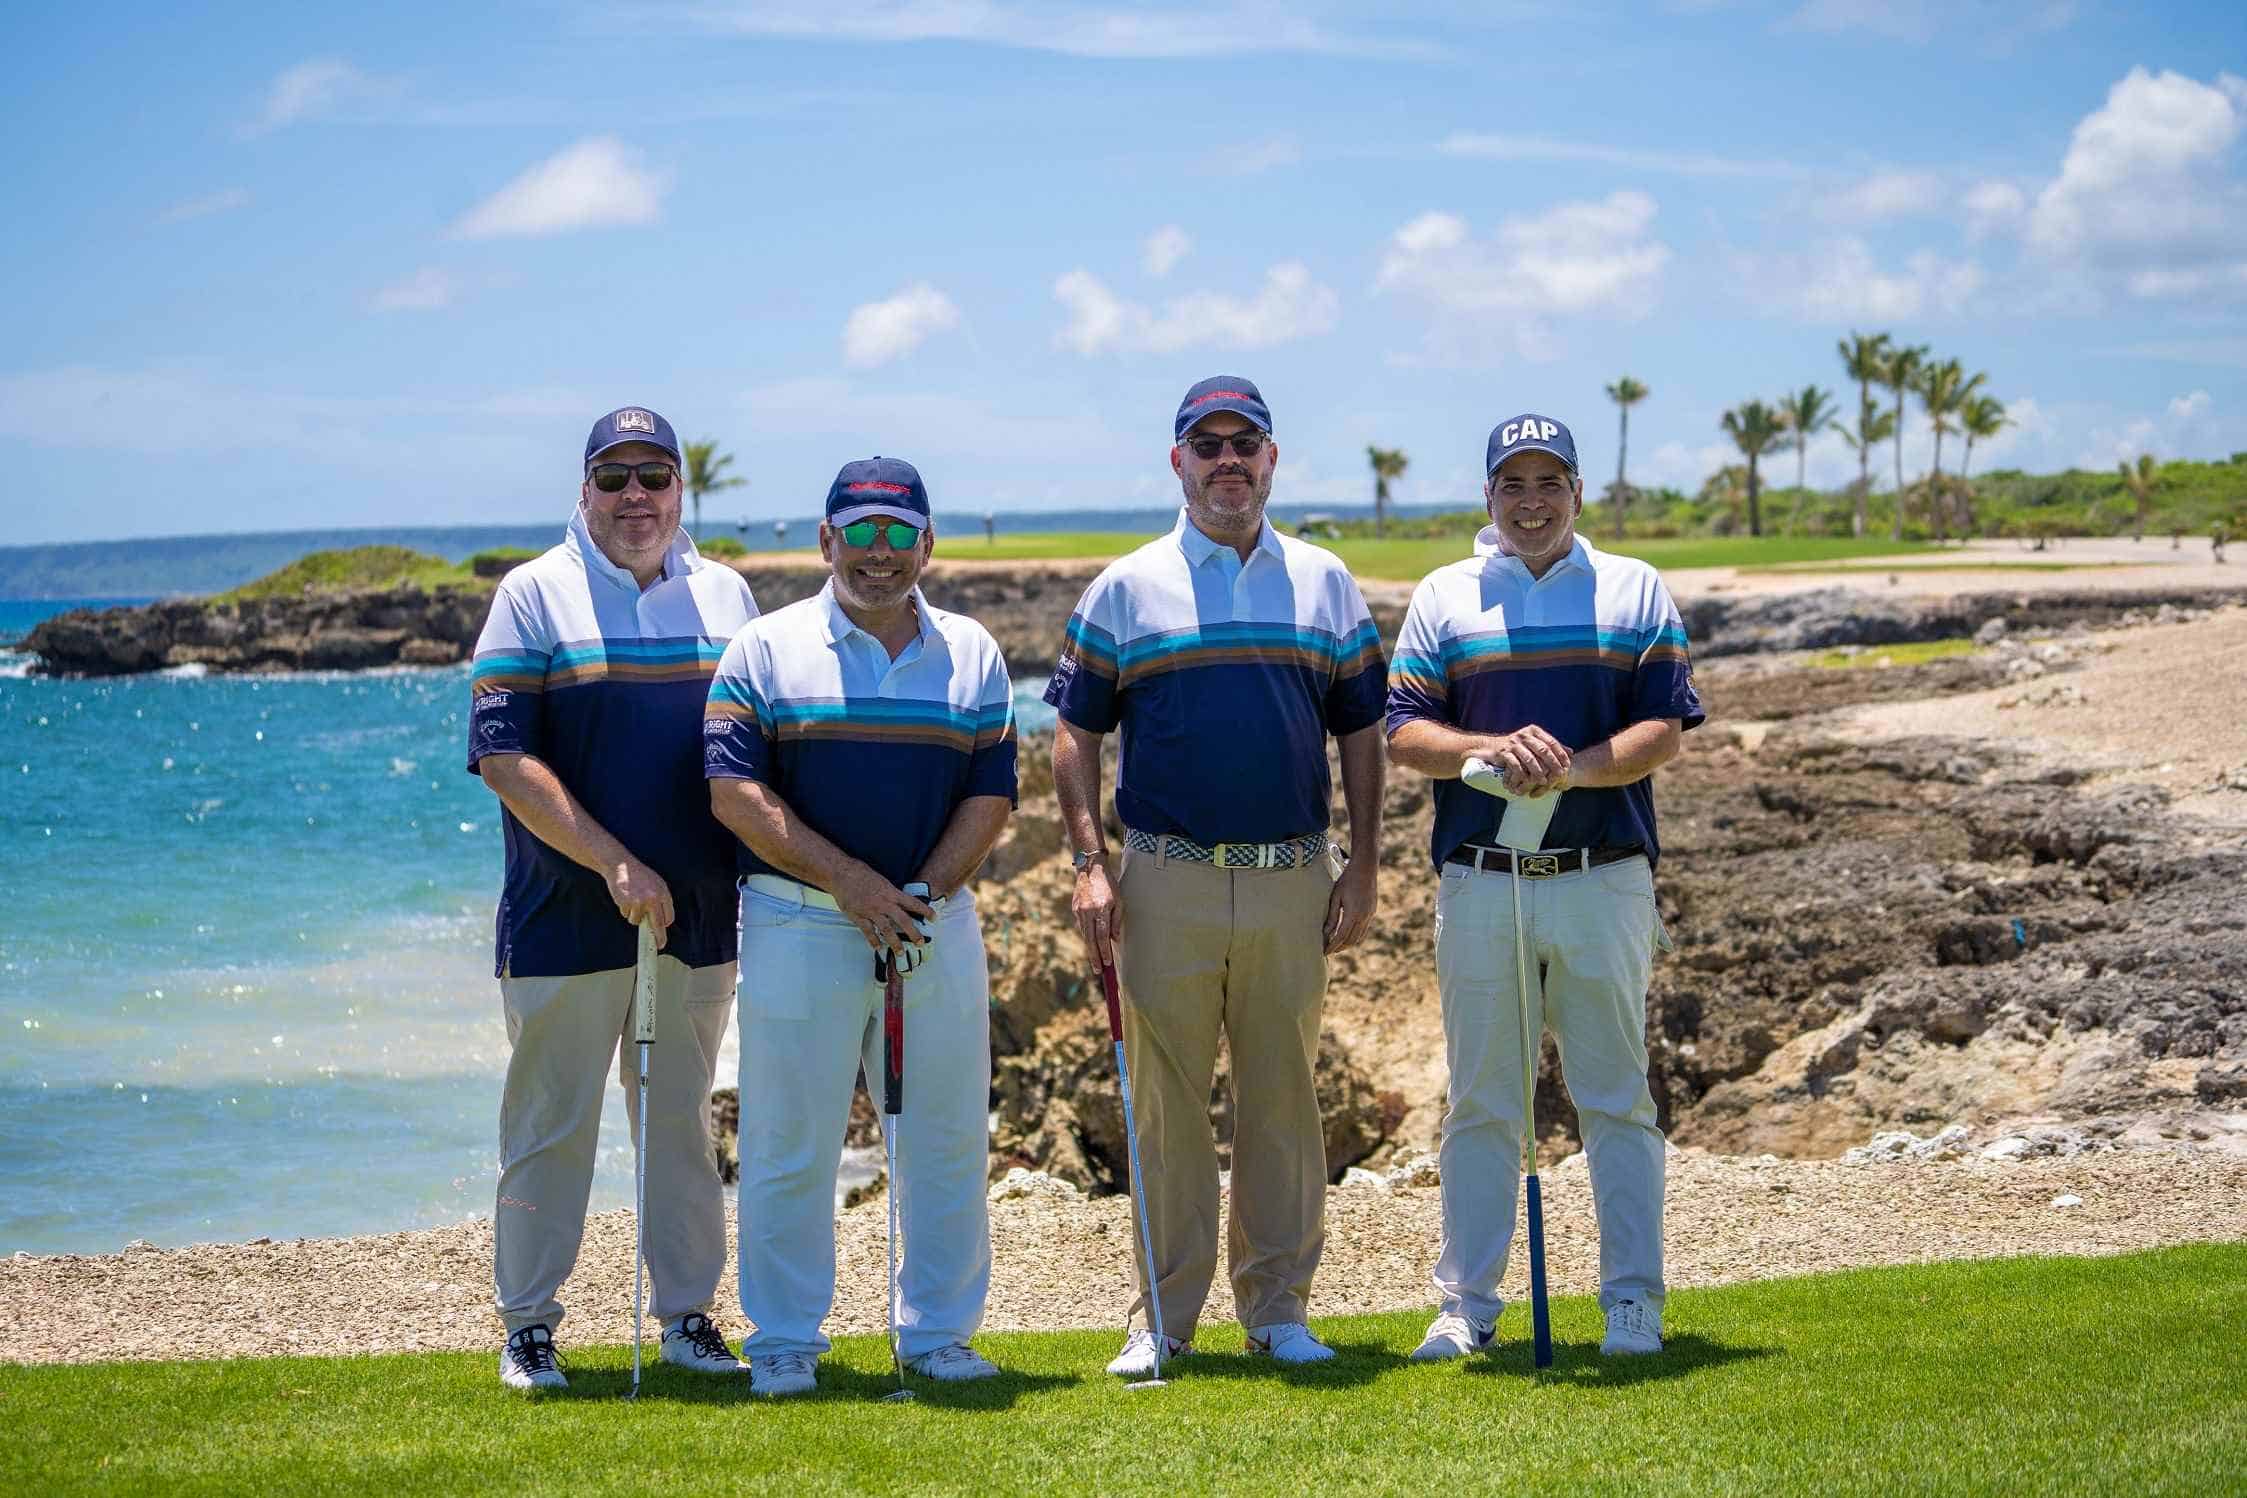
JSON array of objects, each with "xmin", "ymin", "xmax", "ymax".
[
  {"xmin": 1098, "ymin": 962, "xmax": 1125, "ymax": 1043},
  {"xmin": 632, "ymin": 920, "xmax": 658, "ymax": 1044},
  {"xmin": 1526, "ymin": 1173, "xmax": 1553, "ymax": 1368},
  {"xmin": 882, "ymin": 964, "xmax": 904, "ymax": 1116}
]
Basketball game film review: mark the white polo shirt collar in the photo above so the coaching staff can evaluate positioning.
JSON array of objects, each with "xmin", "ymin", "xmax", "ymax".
[
  {"xmin": 1474, "ymin": 526, "xmax": 1592, "ymax": 583},
  {"xmin": 1172, "ymin": 508, "xmax": 1283, "ymax": 571},
  {"xmin": 566, "ymin": 507, "xmax": 704, "ymax": 592},
  {"xmin": 816, "ymin": 579, "xmax": 946, "ymax": 660}
]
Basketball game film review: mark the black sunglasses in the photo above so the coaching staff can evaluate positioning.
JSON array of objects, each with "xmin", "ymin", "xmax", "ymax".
[
  {"xmin": 1180, "ymin": 430, "xmax": 1269, "ymax": 460},
  {"xmin": 589, "ymin": 462, "xmax": 678, "ymax": 493}
]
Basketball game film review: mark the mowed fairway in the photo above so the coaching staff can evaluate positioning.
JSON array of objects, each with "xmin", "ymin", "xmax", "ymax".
[{"xmin": 6, "ymin": 1246, "xmax": 2241, "ymax": 1496}]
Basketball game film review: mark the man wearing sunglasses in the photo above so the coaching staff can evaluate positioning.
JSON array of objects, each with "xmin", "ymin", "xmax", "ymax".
[
  {"xmin": 705, "ymin": 456, "xmax": 1016, "ymax": 1397},
  {"xmin": 469, "ymin": 406, "xmax": 760, "ymax": 1390},
  {"xmin": 1047, "ymin": 376, "xmax": 1389, "ymax": 1376}
]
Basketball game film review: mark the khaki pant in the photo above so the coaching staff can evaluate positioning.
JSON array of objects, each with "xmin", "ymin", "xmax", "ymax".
[
  {"xmin": 493, "ymin": 958, "xmax": 735, "ymax": 1334},
  {"xmin": 1117, "ymin": 844, "xmax": 1334, "ymax": 1338}
]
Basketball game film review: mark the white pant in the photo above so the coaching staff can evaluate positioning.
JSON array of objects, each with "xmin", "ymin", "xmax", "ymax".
[
  {"xmin": 1430, "ymin": 854, "xmax": 1666, "ymax": 1323},
  {"xmin": 735, "ymin": 881, "xmax": 992, "ymax": 1360}
]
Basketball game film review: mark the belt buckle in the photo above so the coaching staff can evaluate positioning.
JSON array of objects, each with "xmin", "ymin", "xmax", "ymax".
[
  {"xmin": 1519, "ymin": 853, "xmax": 1562, "ymax": 877},
  {"xmin": 1213, "ymin": 841, "xmax": 1237, "ymax": 868}
]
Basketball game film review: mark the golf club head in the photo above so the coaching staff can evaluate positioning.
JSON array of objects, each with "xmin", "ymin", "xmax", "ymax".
[
  {"xmin": 1124, "ymin": 1378, "xmax": 1169, "ymax": 1391},
  {"xmin": 882, "ymin": 1388, "xmax": 916, "ymax": 1403}
]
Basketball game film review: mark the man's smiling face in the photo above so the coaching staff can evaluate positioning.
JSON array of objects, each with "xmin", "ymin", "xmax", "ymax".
[{"xmin": 1487, "ymin": 450, "xmax": 1582, "ymax": 568}]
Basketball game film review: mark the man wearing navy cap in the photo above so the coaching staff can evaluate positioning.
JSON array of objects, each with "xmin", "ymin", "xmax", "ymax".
[
  {"xmin": 1048, "ymin": 377, "xmax": 1388, "ymax": 1376},
  {"xmin": 1386, "ymin": 413, "xmax": 1703, "ymax": 1362},
  {"xmin": 706, "ymin": 457, "xmax": 1016, "ymax": 1397},
  {"xmin": 470, "ymin": 407, "xmax": 761, "ymax": 1389}
]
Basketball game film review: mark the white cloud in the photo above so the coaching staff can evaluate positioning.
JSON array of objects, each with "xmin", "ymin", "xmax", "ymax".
[
  {"xmin": 1962, "ymin": 179, "xmax": 2028, "ymax": 242},
  {"xmin": 677, "ymin": 3, "xmax": 1442, "ymax": 61},
  {"xmin": 154, "ymin": 188, "xmax": 250, "ymax": 226},
  {"xmin": 1747, "ymin": 237, "xmax": 1985, "ymax": 321},
  {"xmin": 2074, "ymin": 390, "xmax": 2219, "ymax": 468},
  {"xmin": 1052, "ymin": 263, "xmax": 1339, "ymax": 355},
  {"xmin": 1229, "ymin": 135, "xmax": 1302, "ymax": 173},
  {"xmin": 371, "ymin": 268, "xmax": 459, "ymax": 313},
  {"xmin": 1439, "ymin": 132, "xmax": 1808, "ymax": 180},
  {"xmin": 2027, "ymin": 68, "xmax": 2247, "ymax": 290},
  {"xmin": 1817, "ymin": 170, "xmax": 1946, "ymax": 223},
  {"xmin": 1374, "ymin": 192, "xmax": 1671, "ymax": 345},
  {"xmin": 450, "ymin": 137, "xmax": 668, "ymax": 239},
  {"xmin": 841, "ymin": 283, "xmax": 961, "ymax": 367},
  {"xmin": 1142, "ymin": 225, "xmax": 1191, "ymax": 277},
  {"xmin": 245, "ymin": 59, "xmax": 375, "ymax": 134}
]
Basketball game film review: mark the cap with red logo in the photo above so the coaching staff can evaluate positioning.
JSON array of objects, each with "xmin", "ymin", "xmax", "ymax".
[
  {"xmin": 825, "ymin": 456, "xmax": 931, "ymax": 527},
  {"xmin": 1174, "ymin": 375, "xmax": 1273, "ymax": 441}
]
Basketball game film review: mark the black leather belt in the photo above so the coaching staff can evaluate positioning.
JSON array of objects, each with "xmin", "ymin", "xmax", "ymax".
[{"xmin": 1444, "ymin": 844, "xmax": 1644, "ymax": 877}]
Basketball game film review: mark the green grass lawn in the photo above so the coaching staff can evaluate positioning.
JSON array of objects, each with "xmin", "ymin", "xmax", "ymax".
[
  {"xmin": 1811, "ymin": 638, "xmax": 1984, "ymax": 669},
  {"xmin": 6, "ymin": 1246, "xmax": 2242, "ymax": 1495}
]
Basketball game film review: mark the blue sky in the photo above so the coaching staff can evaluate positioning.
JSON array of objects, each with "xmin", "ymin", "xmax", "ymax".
[{"xmin": 4, "ymin": 1, "xmax": 2245, "ymax": 544}]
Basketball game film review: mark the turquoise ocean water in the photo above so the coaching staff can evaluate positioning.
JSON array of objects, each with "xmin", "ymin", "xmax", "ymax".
[{"xmin": 1, "ymin": 599, "xmax": 1055, "ymax": 1254}]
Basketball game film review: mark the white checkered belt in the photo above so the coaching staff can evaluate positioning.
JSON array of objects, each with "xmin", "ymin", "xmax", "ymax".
[
  {"xmin": 1445, "ymin": 844, "xmax": 1644, "ymax": 878},
  {"xmin": 1121, "ymin": 827, "xmax": 1329, "ymax": 870}
]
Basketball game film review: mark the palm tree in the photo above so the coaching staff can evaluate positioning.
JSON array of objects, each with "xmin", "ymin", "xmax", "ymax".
[
  {"xmin": 1959, "ymin": 395, "xmax": 2009, "ymax": 480},
  {"xmin": 1837, "ymin": 331, "xmax": 1892, "ymax": 537},
  {"xmin": 1779, "ymin": 384, "xmax": 1839, "ymax": 533},
  {"xmin": 1605, "ymin": 376, "xmax": 1649, "ymax": 539},
  {"xmin": 684, "ymin": 440, "xmax": 746, "ymax": 539},
  {"xmin": 1915, "ymin": 361, "xmax": 1985, "ymax": 543},
  {"xmin": 2118, "ymin": 454, "xmax": 2157, "ymax": 541},
  {"xmin": 1720, "ymin": 400, "xmax": 1785, "ymax": 538},
  {"xmin": 1366, "ymin": 446, "xmax": 1408, "ymax": 539},
  {"xmin": 1882, "ymin": 342, "xmax": 1927, "ymax": 541}
]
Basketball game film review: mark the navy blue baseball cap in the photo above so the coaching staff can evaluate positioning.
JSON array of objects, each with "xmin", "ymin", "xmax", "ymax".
[
  {"xmin": 825, "ymin": 456, "xmax": 931, "ymax": 527},
  {"xmin": 585, "ymin": 406, "xmax": 682, "ymax": 465},
  {"xmin": 1174, "ymin": 376, "xmax": 1273, "ymax": 441},
  {"xmin": 1485, "ymin": 413, "xmax": 1579, "ymax": 477}
]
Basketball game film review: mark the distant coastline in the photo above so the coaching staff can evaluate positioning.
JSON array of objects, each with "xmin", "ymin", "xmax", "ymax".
[{"xmin": 0, "ymin": 502, "xmax": 1456, "ymax": 601}]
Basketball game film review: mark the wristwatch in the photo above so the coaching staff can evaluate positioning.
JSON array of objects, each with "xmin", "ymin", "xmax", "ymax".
[{"xmin": 1071, "ymin": 847, "xmax": 1108, "ymax": 872}]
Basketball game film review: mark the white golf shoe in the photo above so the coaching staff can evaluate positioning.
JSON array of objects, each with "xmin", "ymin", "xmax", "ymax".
[
  {"xmin": 906, "ymin": 1344, "xmax": 1000, "ymax": 1382},
  {"xmin": 748, "ymin": 1351, "xmax": 819, "ymax": 1398},
  {"xmin": 1247, "ymin": 1322, "xmax": 1337, "ymax": 1365},
  {"xmin": 659, "ymin": 1312, "xmax": 745, "ymax": 1374},
  {"xmin": 1601, "ymin": 1299, "xmax": 1662, "ymax": 1356},
  {"xmin": 1106, "ymin": 1329, "xmax": 1192, "ymax": 1378},
  {"xmin": 499, "ymin": 1324, "xmax": 568, "ymax": 1391},
  {"xmin": 1410, "ymin": 1312, "xmax": 1495, "ymax": 1362}
]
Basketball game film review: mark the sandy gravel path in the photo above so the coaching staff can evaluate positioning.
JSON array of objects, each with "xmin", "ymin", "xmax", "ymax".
[{"xmin": 4, "ymin": 1151, "xmax": 2240, "ymax": 1365}]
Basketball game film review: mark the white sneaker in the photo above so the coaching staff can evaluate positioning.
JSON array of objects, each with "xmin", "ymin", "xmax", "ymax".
[
  {"xmin": 907, "ymin": 1344, "xmax": 999, "ymax": 1382},
  {"xmin": 499, "ymin": 1324, "xmax": 568, "ymax": 1390},
  {"xmin": 1247, "ymin": 1322, "xmax": 1336, "ymax": 1365},
  {"xmin": 1601, "ymin": 1299, "xmax": 1662, "ymax": 1356},
  {"xmin": 1410, "ymin": 1312, "xmax": 1494, "ymax": 1362},
  {"xmin": 659, "ymin": 1312, "xmax": 745, "ymax": 1374},
  {"xmin": 748, "ymin": 1351, "xmax": 818, "ymax": 1397},
  {"xmin": 1106, "ymin": 1329, "xmax": 1192, "ymax": 1378}
]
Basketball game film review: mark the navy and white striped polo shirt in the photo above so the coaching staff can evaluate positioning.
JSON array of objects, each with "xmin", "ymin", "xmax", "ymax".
[
  {"xmin": 467, "ymin": 513, "xmax": 759, "ymax": 978},
  {"xmin": 1385, "ymin": 530, "xmax": 1704, "ymax": 872},
  {"xmin": 1044, "ymin": 510, "xmax": 1388, "ymax": 846},
  {"xmin": 703, "ymin": 584, "xmax": 1017, "ymax": 888}
]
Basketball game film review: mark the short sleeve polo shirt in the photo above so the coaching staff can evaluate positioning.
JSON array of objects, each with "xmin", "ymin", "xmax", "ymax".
[
  {"xmin": 1043, "ymin": 510, "xmax": 1388, "ymax": 846},
  {"xmin": 466, "ymin": 513, "xmax": 760, "ymax": 978},
  {"xmin": 1385, "ymin": 530, "xmax": 1704, "ymax": 872},
  {"xmin": 702, "ymin": 584, "xmax": 1017, "ymax": 888}
]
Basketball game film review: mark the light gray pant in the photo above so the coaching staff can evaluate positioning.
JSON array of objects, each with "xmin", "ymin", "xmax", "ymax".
[
  {"xmin": 493, "ymin": 958, "xmax": 735, "ymax": 1334},
  {"xmin": 1431, "ymin": 855, "xmax": 1666, "ymax": 1324},
  {"xmin": 735, "ymin": 884, "xmax": 993, "ymax": 1361}
]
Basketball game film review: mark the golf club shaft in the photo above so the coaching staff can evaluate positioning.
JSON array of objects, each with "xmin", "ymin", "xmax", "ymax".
[
  {"xmin": 1509, "ymin": 868, "xmax": 1554, "ymax": 1370},
  {"xmin": 1100, "ymin": 962, "xmax": 1168, "ymax": 1371},
  {"xmin": 631, "ymin": 918, "xmax": 658, "ymax": 1396}
]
